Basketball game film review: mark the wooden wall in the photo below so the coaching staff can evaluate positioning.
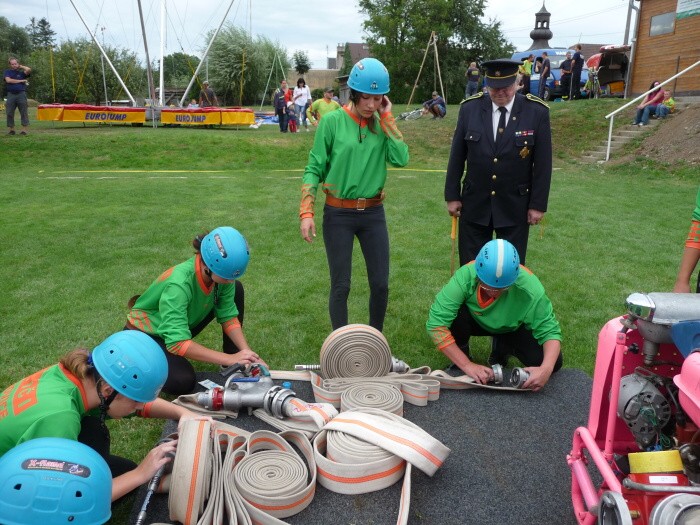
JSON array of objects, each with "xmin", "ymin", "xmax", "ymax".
[{"xmin": 631, "ymin": 0, "xmax": 700, "ymax": 96}]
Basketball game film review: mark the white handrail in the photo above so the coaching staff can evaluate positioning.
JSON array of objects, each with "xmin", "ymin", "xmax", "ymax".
[{"xmin": 604, "ymin": 59, "xmax": 700, "ymax": 161}]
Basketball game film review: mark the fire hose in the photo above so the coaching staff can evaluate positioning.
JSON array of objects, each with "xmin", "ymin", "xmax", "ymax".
[
  {"xmin": 168, "ymin": 410, "xmax": 450, "ymax": 525},
  {"xmin": 134, "ymin": 438, "xmax": 176, "ymax": 525}
]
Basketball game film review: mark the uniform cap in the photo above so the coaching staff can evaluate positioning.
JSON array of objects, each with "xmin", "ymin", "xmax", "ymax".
[{"xmin": 482, "ymin": 59, "xmax": 522, "ymax": 88}]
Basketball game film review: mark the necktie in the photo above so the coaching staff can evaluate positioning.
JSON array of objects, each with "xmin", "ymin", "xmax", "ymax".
[{"xmin": 495, "ymin": 107, "xmax": 507, "ymax": 148}]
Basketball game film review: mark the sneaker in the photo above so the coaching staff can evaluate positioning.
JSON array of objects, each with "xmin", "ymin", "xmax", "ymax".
[
  {"xmin": 305, "ymin": 128, "xmax": 310, "ymax": 132},
  {"xmin": 8, "ymin": 130, "xmax": 15, "ymax": 135},
  {"xmin": 638, "ymin": 123, "xmax": 646, "ymax": 127},
  {"xmin": 19, "ymin": 131, "xmax": 27, "ymax": 136}
]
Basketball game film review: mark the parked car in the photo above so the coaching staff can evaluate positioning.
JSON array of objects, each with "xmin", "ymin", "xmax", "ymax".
[
  {"xmin": 511, "ymin": 48, "xmax": 588, "ymax": 101},
  {"xmin": 586, "ymin": 44, "xmax": 630, "ymax": 98}
]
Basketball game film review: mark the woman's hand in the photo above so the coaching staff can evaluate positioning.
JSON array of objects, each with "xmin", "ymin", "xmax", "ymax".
[
  {"xmin": 134, "ymin": 439, "xmax": 178, "ymax": 484},
  {"xmin": 379, "ymin": 95, "xmax": 392, "ymax": 114},
  {"xmin": 301, "ymin": 217, "xmax": 316, "ymax": 243},
  {"xmin": 225, "ymin": 348, "xmax": 268, "ymax": 368}
]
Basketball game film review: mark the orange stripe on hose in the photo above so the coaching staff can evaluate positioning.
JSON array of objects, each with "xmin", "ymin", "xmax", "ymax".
[
  {"xmin": 317, "ymin": 461, "xmax": 405, "ymax": 483},
  {"xmin": 185, "ymin": 421, "xmax": 207, "ymax": 524}
]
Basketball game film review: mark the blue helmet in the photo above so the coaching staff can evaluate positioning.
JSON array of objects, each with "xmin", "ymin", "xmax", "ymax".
[
  {"xmin": 348, "ymin": 58, "xmax": 390, "ymax": 95},
  {"xmin": 475, "ymin": 239, "xmax": 520, "ymax": 288},
  {"xmin": 92, "ymin": 330, "xmax": 167, "ymax": 403},
  {"xmin": 200, "ymin": 227, "xmax": 250, "ymax": 280},
  {"xmin": 0, "ymin": 438, "xmax": 112, "ymax": 525}
]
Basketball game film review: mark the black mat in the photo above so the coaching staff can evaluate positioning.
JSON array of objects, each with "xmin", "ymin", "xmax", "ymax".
[{"xmin": 130, "ymin": 369, "xmax": 591, "ymax": 525}]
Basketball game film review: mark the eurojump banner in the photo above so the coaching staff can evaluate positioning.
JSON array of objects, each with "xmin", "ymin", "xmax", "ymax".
[
  {"xmin": 160, "ymin": 107, "xmax": 255, "ymax": 126},
  {"xmin": 38, "ymin": 104, "xmax": 146, "ymax": 123}
]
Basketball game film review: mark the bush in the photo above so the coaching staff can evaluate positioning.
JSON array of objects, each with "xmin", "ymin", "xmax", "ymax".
[{"xmin": 311, "ymin": 88, "xmax": 325, "ymax": 100}]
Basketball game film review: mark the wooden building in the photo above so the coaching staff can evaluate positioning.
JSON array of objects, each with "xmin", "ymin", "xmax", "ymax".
[{"xmin": 629, "ymin": 0, "xmax": 700, "ymax": 95}]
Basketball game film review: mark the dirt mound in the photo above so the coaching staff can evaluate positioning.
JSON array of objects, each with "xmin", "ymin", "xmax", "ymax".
[{"xmin": 634, "ymin": 104, "xmax": 700, "ymax": 165}]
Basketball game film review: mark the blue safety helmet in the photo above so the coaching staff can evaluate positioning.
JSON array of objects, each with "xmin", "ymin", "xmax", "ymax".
[
  {"xmin": 0, "ymin": 438, "xmax": 112, "ymax": 525},
  {"xmin": 475, "ymin": 239, "xmax": 520, "ymax": 289},
  {"xmin": 91, "ymin": 330, "xmax": 167, "ymax": 403},
  {"xmin": 200, "ymin": 226, "xmax": 250, "ymax": 280},
  {"xmin": 347, "ymin": 58, "xmax": 390, "ymax": 95}
]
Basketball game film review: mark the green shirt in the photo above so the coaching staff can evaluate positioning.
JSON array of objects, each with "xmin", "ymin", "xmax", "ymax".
[
  {"xmin": 128, "ymin": 255, "xmax": 238, "ymax": 352},
  {"xmin": 306, "ymin": 98, "xmax": 342, "ymax": 123},
  {"xmin": 300, "ymin": 107, "xmax": 409, "ymax": 217},
  {"xmin": 693, "ymin": 186, "xmax": 700, "ymax": 222},
  {"xmin": 0, "ymin": 364, "xmax": 88, "ymax": 457},
  {"xmin": 426, "ymin": 262, "xmax": 562, "ymax": 349}
]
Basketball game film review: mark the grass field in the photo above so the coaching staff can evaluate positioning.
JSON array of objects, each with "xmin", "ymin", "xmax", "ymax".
[{"xmin": 1, "ymin": 101, "xmax": 697, "ymax": 521}]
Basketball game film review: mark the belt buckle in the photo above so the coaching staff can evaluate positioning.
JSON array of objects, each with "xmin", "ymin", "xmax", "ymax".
[{"xmin": 356, "ymin": 198, "xmax": 366, "ymax": 211}]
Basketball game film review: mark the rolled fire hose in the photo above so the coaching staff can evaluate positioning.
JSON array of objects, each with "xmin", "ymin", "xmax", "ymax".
[
  {"xmin": 168, "ymin": 410, "xmax": 449, "ymax": 525},
  {"xmin": 320, "ymin": 323, "xmax": 394, "ymax": 378}
]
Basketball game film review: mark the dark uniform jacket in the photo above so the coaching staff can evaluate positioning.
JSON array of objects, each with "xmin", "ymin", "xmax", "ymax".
[{"xmin": 445, "ymin": 92, "xmax": 552, "ymax": 229}]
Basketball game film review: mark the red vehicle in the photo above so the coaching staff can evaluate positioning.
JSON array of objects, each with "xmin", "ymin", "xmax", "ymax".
[
  {"xmin": 586, "ymin": 45, "xmax": 630, "ymax": 98},
  {"xmin": 568, "ymin": 292, "xmax": 700, "ymax": 524}
]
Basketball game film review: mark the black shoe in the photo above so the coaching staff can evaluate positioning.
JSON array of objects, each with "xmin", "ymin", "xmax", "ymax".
[{"xmin": 8, "ymin": 130, "xmax": 15, "ymax": 135}]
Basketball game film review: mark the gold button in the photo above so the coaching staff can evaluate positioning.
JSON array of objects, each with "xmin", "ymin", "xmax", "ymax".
[
  {"xmin": 524, "ymin": 141, "xmax": 528, "ymax": 145},
  {"xmin": 493, "ymin": 158, "xmax": 498, "ymax": 163},
  {"xmin": 491, "ymin": 191, "xmax": 496, "ymax": 196},
  {"xmin": 492, "ymin": 175, "xmax": 497, "ymax": 180}
]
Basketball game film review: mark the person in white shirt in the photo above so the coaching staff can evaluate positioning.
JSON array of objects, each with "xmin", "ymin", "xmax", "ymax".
[{"xmin": 293, "ymin": 78, "xmax": 312, "ymax": 132}]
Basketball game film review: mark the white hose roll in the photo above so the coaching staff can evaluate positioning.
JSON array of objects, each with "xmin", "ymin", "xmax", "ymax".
[
  {"xmin": 320, "ymin": 324, "xmax": 392, "ymax": 379},
  {"xmin": 340, "ymin": 382, "xmax": 404, "ymax": 416}
]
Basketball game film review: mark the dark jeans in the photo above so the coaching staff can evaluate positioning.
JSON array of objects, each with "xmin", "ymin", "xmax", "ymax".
[
  {"xmin": 276, "ymin": 108, "xmax": 288, "ymax": 132},
  {"xmin": 78, "ymin": 415, "xmax": 137, "ymax": 495},
  {"xmin": 127, "ymin": 280, "xmax": 245, "ymax": 395},
  {"xmin": 571, "ymin": 70, "xmax": 582, "ymax": 99},
  {"xmin": 6, "ymin": 91, "xmax": 29, "ymax": 128},
  {"xmin": 450, "ymin": 305, "xmax": 563, "ymax": 371},
  {"xmin": 458, "ymin": 219, "xmax": 530, "ymax": 265},
  {"xmin": 520, "ymin": 75, "xmax": 530, "ymax": 96},
  {"xmin": 538, "ymin": 75, "xmax": 549, "ymax": 98},
  {"xmin": 560, "ymin": 75, "xmax": 571, "ymax": 99},
  {"xmin": 322, "ymin": 204, "xmax": 390, "ymax": 332}
]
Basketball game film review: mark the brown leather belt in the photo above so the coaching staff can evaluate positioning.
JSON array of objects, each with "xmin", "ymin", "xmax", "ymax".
[{"xmin": 324, "ymin": 192, "xmax": 384, "ymax": 210}]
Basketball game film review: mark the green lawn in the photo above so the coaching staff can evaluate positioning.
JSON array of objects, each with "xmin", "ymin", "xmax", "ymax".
[{"xmin": 0, "ymin": 101, "xmax": 696, "ymax": 521}]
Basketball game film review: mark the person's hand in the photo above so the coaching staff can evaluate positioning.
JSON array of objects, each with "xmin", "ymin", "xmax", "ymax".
[
  {"xmin": 673, "ymin": 282, "xmax": 691, "ymax": 293},
  {"xmin": 447, "ymin": 200, "xmax": 462, "ymax": 217},
  {"xmin": 300, "ymin": 217, "xmax": 316, "ymax": 243},
  {"xmin": 462, "ymin": 362, "xmax": 494, "ymax": 384},
  {"xmin": 527, "ymin": 209, "xmax": 544, "ymax": 225},
  {"xmin": 522, "ymin": 365, "xmax": 553, "ymax": 392},
  {"xmin": 224, "ymin": 349, "xmax": 267, "ymax": 368},
  {"xmin": 379, "ymin": 95, "xmax": 392, "ymax": 114},
  {"xmin": 134, "ymin": 439, "xmax": 178, "ymax": 485}
]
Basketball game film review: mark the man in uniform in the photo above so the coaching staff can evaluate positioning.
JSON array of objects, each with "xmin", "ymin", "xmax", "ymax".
[
  {"xmin": 444, "ymin": 58, "xmax": 552, "ymax": 264},
  {"xmin": 560, "ymin": 52, "xmax": 572, "ymax": 100},
  {"xmin": 570, "ymin": 44, "xmax": 584, "ymax": 100}
]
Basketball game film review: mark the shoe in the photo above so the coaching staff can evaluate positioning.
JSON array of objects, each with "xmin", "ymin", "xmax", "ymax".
[
  {"xmin": 19, "ymin": 131, "xmax": 27, "ymax": 136},
  {"xmin": 638, "ymin": 123, "xmax": 646, "ymax": 127},
  {"xmin": 305, "ymin": 128, "xmax": 310, "ymax": 132},
  {"xmin": 8, "ymin": 130, "xmax": 15, "ymax": 135},
  {"xmin": 487, "ymin": 338, "xmax": 510, "ymax": 367},
  {"xmin": 631, "ymin": 121, "xmax": 638, "ymax": 126}
]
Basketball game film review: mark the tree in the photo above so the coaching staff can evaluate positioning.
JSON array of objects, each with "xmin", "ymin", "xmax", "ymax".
[
  {"xmin": 0, "ymin": 17, "xmax": 31, "ymax": 57},
  {"xmin": 26, "ymin": 17, "xmax": 56, "ymax": 49},
  {"xmin": 152, "ymin": 52, "xmax": 200, "ymax": 88},
  {"xmin": 206, "ymin": 24, "xmax": 290, "ymax": 106},
  {"xmin": 339, "ymin": 42, "xmax": 353, "ymax": 76},
  {"xmin": 358, "ymin": 0, "xmax": 513, "ymax": 103},
  {"xmin": 292, "ymin": 50, "xmax": 311, "ymax": 76}
]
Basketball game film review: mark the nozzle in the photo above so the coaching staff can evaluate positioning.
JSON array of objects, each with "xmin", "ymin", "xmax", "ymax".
[{"xmin": 294, "ymin": 364, "xmax": 321, "ymax": 371}]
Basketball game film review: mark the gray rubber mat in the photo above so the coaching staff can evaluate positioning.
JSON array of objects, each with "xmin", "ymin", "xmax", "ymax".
[{"xmin": 130, "ymin": 368, "xmax": 591, "ymax": 525}]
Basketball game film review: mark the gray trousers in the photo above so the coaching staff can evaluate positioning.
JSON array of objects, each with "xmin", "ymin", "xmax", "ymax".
[{"xmin": 6, "ymin": 91, "xmax": 29, "ymax": 128}]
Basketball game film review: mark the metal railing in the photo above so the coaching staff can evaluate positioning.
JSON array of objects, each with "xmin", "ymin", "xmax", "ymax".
[{"xmin": 603, "ymin": 59, "xmax": 700, "ymax": 161}]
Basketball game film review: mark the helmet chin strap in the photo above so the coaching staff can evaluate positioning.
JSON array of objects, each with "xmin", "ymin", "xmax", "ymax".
[{"xmin": 95, "ymin": 378, "xmax": 118, "ymax": 439}]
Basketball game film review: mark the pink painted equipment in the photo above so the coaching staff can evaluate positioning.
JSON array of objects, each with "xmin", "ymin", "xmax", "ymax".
[{"xmin": 568, "ymin": 293, "xmax": 700, "ymax": 525}]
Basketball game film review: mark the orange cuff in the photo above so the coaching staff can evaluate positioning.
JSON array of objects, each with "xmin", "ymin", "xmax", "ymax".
[
  {"xmin": 222, "ymin": 317, "xmax": 242, "ymax": 338},
  {"xmin": 686, "ymin": 220, "xmax": 700, "ymax": 249},
  {"xmin": 137, "ymin": 401, "xmax": 155, "ymax": 418},
  {"xmin": 167, "ymin": 339, "xmax": 192, "ymax": 356},
  {"xmin": 379, "ymin": 112, "xmax": 403, "ymax": 140}
]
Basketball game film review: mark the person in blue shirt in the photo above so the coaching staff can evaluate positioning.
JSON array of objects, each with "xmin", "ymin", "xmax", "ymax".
[
  {"xmin": 422, "ymin": 91, "xmax": 446, "ymax": 119},
  {"xmin": 4, "ymin": 57, "xmax": 31, "ymax": 135}
]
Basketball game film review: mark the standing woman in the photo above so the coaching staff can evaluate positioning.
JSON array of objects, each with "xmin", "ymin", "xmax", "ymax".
[
  {"xmin": 293, "ymin": 77, "xmax": 312, "ymax": 132},
  {"xmin": 126, "ymin": 226, "xmax": 267, "ymax": 395},
  {"xmin": 0, "ymin": 330, "xmax": 188, "ymax": 501},
  {"xmin": 299, "ymin": 58, "xmax": 409, "ymax": 332}
]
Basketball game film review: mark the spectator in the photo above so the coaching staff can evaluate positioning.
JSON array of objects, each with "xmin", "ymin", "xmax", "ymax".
[
  {"xmin": 299, "ymin": 58, "xmax": 409, "ymax": 332},
  {"xmin": 199, "ymin": 80, "xmax": 218, "ymax": 107},
  {"xmin": 126, "ymin": 227, "xmax": 268, "ymax": 395},
  {"xmin": 422, "ymin": 91, "xmax": 447, "ymax": 119},
  {"xmin": 4, "ymin": 57, "xmax": 31, "ymax": 136},
  {"xmin": 426, "ymin": 239, "xmax": 562, "ymax": 390},
  {"xmin": 560, "ymin": 52, "xmax": 572, "ymax": 100},
  {"xmin": 293, "ymin": 78, "xmax": 312, "ymax": 132},
  {"xmin": 570, "ymin": 44, "xmax": 584, "ymax": 100},
  {"xmin": 655, "ymin": 90, "xmax": 675, "ymax": 118},
  {"xmin": 0, "ymin": 330, "xmax": 194, "ymax": 501},
  {"xmin": 187, "ymin": 98, "xmax": 199, "ymax": 109},
  {"xmin": 307, "ymin": 87, "xmax": 342, "ymax": 125},
  {"xmin": 287, "ymin": 101, "xmax": 298, "ymax": 133},
  {"xmin": 445, "ymin": 58, "xmax": 552, "ymax": 264},
  {"xmin": 518, "ymin": 54, "xmax": 534, "ymax": 96},
  {"xmin": 465, "ymin": 62, "xmax": 481, "ymax": 98},
  {"xmin": 673, "ymin": 186, "xmax": 700, "ymax": 293},
  {"xmin": 632, "ymin": 80, "xmax": 664, "ymax": 126},
  {"xmin": 538, "ymin": 52, "xmax": 550, "ymax": 99},
  {"xmin": 273, "ymin": 79, "xmax": 289, "ymax": 133}
]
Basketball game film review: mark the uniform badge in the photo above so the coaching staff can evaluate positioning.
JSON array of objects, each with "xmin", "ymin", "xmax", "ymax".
[{"xmin": 520, "ymin": 147, "xmax": 530, "ymax": 159}]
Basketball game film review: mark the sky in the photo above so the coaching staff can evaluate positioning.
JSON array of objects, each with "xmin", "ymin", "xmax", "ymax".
[{"xmin": 1, "ymin": 0, "xmax": 636, "ymax": 69}]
